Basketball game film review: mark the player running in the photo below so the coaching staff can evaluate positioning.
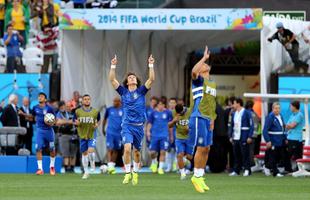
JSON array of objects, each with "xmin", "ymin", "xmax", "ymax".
[
  {"xmin": 103, "ymin": 97, "xmax": 123, "ymax": 174},
  {"xmin": 109, "ymin": 54, "xmax": 155, "ymax": 185},
  {"xmin": 74, "ymin": 94, "xmax": 100, "ymax": 179},
  {"xmin": 32, "ymin": 92, "xmax": 56, "ymax": 175},
  {"xmin": 168, "ymin": 104, "xmax": 192, "ymax": 180},
  {"xmin": 188, "ymin": 45, "xmax": 217, "ymax": 193},
  {"xmin": 147, "ymin": 99, "xmax": 173, "ymax": 175}
]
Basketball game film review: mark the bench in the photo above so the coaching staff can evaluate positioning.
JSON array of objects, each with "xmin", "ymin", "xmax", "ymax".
[{"xmin": 292, "ymin": 145, "xmax": 310, "ymax": 177}]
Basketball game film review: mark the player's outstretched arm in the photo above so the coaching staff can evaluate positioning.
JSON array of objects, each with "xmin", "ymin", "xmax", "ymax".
[
  {"xmin": 192, "ymin": 45, "xmax": 210, "ymax": 80},
  {"xmin": 145, "ymin": 54, "xmax": 155, "ymax": 89},
  {"xmin": 109, "ymin": 55, "xmax": 120, "ymax": 89}
]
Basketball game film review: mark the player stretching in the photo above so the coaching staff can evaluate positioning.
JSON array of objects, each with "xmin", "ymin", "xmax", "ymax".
[
  {"xmin": 189, "ymin": 46, "xmax": 217, "ymax": 193},
  {"xmin": 74, "ymin": 94, "xmax": 100, "ymax": 179},
  {"xmin": 103, "ymin": 97, "xmax": 123, "ymax": 174},
  {"xmin": 168, "ymin": 104, "xmax": 192, "ymax": 180},
  {"xmin": 32, "ymin": 92, "xmax": 56, "ymax": 175},
  {"xmin": 109, "ymin": 54, "xmax": 155, "ymax": 185}
]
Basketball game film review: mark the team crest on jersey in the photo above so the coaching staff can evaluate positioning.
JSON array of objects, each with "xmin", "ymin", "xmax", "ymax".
[
  {"xmin": 43, "ymin": 109, "xmax": 47, "ymax": 115},
  {"xmin": 198, "ymin": 137, "xmax": 204, "ymax": 144},
  {"xmin": 133, "ymin": 92, "xmax": 138, "ymax": 99},
  {"xmin": 162, "ymin": 113, "xmax": 167, "ymax": 119},
  {"xmin": 119, "ymin": 111, "xmax": 123, "ymax": 116}
]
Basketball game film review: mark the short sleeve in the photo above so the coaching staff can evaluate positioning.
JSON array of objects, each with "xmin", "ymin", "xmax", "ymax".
[
  {"xmin": 56, "ymin": 111, "xmax": 62, "ymax": 119},
  {"xmin": 104, "ymin": 108, "xmax": 110, "ymax": 120},
  {"xmin": 73, "ymin": 110, "xmax": 78, "ymax": 121},
  {"xmin": 148, "ymin": 111, "xmax": 154, "ymax": 124},
  {"xmin": 192, "ymin": 76, "xmax": 204, "ymax": 86},
  {"xmin": 167, "ymin": 110, "xmax": 173, "ymax": 121},
  {"xmin": 31, "ymin": 107, "xmax": 36, "ymax": 116},
  {"xmin": 3, "ymin": 34, "xmax": 8, "ymax": 42},
  {"xmin": 116, "ymin": 85, "xmax": 126, "ymax": 96},
  {"xmin": 138, "ymin": 85, "xmax": 149, "ymax": 96},
  {"xmin": 294, "ymin": 113, "xmax": 303, "ymax": 124}
]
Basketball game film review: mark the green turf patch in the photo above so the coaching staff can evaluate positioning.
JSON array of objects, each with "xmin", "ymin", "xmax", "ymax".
[{"xmin": 0, "ymin": 173, "xmax": 309, "ymax": 200}]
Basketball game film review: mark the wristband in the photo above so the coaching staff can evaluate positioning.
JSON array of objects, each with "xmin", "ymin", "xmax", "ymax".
[
  {"xmin": 148, "ymin": 64, "xmax": 154, "ymax": 68},
  {"xmin": 111, "ymin": 65, "xmax": 116, "ymax": 69}
]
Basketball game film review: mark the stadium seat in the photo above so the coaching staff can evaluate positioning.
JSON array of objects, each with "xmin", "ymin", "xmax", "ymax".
[
  {"xmin": 26, "ymin": 38, "xmax": 38, "ymax": 48},
  {"xmin": 0, "ymin": 47, "xmax": 7, "ymax": 72},
  {"xmin": 23, "ymin": 47, "xmax": 43, "ymax": 73},
  {"xmin": 292, "ymin": 145, "xmax": 310, "ymax": 177},
  {"xmin": 251, "ymin": 142, "xmax": 266, "ymax": 172}
]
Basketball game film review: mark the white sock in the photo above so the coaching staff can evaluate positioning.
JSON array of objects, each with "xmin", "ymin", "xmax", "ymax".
[
  {"xmin": 108, "ymin": 162, "xmax": 115, "ymax": 168},
  {"xmin": 159, "ymin": 162, "xmax": 165, "ymax": 170},
  {"xmin": 133, "ymin": 162, "xmax": 139, "ymax": 173},
  {"xmin": 152, "ymin": 159, "xmax": 157, "ymax": 165},
  {"xmin": 180, "ymin": 168, "xmax": 186, "ymax": 175},
  {"xmin": 50, "ymin": 157, "xmax": 55, "ymax": 168},
  {"xmin": 88, "ymin": 152, "xmax": 95, "ymax": 163},
  {"xmin": 82, "ymin": 155, "xmax": 89, "ymax": 174},
  {"xmin": 194, "ymin": 168, "xmax": 204, "ymax": 177},
  {"xmin": 37, "ymin": 160, "xmax": 43, "ymax": 170},
  {"xmin": 125, "ymin": 164, "xmax": 131, "ymax": 173},
  {"xmin": 165, "ymin": 152, "xmax": 172, "ymax": 170},
  {"xmin": 199, "ymin": 168, "xmax": 205, "ymax": 176}
]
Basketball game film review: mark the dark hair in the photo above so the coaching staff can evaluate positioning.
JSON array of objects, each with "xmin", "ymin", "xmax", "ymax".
[
  {"xmin": 175, "ymin": 104, "xmax": 184, "ymax": 114},
  {"xmin": 234, "ymin": 97, "xmax": 243, "ymax": 107},
  {"xmin": 291, "ymin": 101, "xmax": 300, "ymax": 110},
  {"xmin": 6, "ymin": 23, "xmax": 12, "ymax": 30},
  {"xmin": 122, "ymin": 72, "xmax": 141, "ymax": 89},
  {"xmin": 41, "ymin": 23, "xmax": 52, "ymax": 32},
  {"xmin": 158, "ymin": 99, "xmax": 166, "ymax": 105},
  {"xmin": 169, "ymin": 98, "xmax": 177, "ymax": 102},
  {"xmin": 39, "ymin": 92, "xmax": 47, "ymax": 99},
  {"xmin": 83, "ymin": 94, "xmax": 90, "ymax": 98},
  {"xmin": 245, "ymin": 100, "xmax": 254, "ymax": 109},
  {"xmin": 160, "ymin": 96, "xmax": 167, "ymax": 106},
  {"xmin": 150, "ymin": 96, "xmax": 159, "ymax": 102},
  {"xmin": 58, "ymin": 101, "xmax": 66, "ymax": 108}
]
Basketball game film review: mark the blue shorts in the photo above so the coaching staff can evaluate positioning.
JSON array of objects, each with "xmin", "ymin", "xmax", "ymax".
[
  {"xmin": 188, "ymin": 117, "xmax": 213, "ymax": 155},
  {"xmin": 106, "ymin": 133, "xmax": 122, "ymax": 150},
  {"xmin": 175, "ymin": 138, "xmax": 192, "ymax": 155},
  {"xmin": 80, "ymin": 138, "xmax": 96, "ymax": 153},
  {"xmin": 121, "ymin": 124, "xmax": 144, "ymax": 151},
  {"xmin": 36, "ymin": 128, "xmax": 55, "ymax": 151},
  {"xmin": 149, "ymin": 137, "xmax": 169, "ymax": 152}
]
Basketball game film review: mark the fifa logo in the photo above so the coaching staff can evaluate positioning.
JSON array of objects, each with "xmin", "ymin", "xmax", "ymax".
[
  {"xmin": 177, "ymin": 119, "xmax": 189, "ymax": 126},
  {"xmin": 79, "ymin": 117, "xmax": 95, "ymax": 124},
  {"xmin": 205, "ymin": 86, "xmax": 216, "ymax": 97}
]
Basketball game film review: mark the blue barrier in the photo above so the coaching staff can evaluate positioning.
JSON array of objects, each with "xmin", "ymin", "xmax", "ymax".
[
  {"xmin": 0, "ymin": 156, "xmax": 28, "ymax": 173},
  {"xmin": 0, "ymin": 156, "xmax": 62, "ymax": 174}
]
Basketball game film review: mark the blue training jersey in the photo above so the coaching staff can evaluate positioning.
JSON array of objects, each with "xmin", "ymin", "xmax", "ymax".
[
  {"xmin": 148, "ymin": 109, "xmax": 173, "ymax": 138},
  {"xmin": 32, "ymin": 104, "xmax": 55, "ymax": 130},
  {"xmin": 146, "ymin": 106, "xmax": 154, "ymax": 119},
  {"xmin": 116, "ymin": 85, "xmax": 149, "ymax": 124},
  {"xmin": 104, "ymin": 106, "xmax": 123, "ymax": 135},
  {"xmin": 191, "ymin": 76, "xmax": 204, "ymax": 118}
]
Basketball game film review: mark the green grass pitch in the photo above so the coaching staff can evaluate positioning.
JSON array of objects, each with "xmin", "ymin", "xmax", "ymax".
[{"xmin": 0, "ymin": 173, "xmax": 310, "ymax": 200}]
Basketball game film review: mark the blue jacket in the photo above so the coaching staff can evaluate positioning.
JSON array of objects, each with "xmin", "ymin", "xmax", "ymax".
[
  {"xmin": 263, "ymin": 112, "xmax": 286, "ymax": 147},
  {"xmin": 230, "ymin": 109, "xmax": 254, "ymax": 142}
]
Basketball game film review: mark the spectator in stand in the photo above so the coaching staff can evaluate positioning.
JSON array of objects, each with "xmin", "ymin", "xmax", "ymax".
[
  {"xmin": 73, "ymin": 0, "xmax": 86, "ymax": 8},
  {"xmin": 36, "ymin": 23, "xmax": 58, "ymax": 73},
  {"xmin": 3, "ymin": 23, "xmax": 24, "ymax": 73},
  {"xmin": 67, "ymin": 90, "xmax": 81, "ymax": 110},
  {"xmin": 56, "ymin": 101, "xmax": 77, "ymax": 173},
  {"xmin": 0, "ymin": 94, "xmax": 20, "ymax": 127},
  {"xmin": 268, "ymin": 22, "xmax": 309, "ymax": 73},
  {"xmin": 18, "ymin": 97, "xmax": 34, "ymax": 152},
  {"xmin": 0, "ymin": 0, "xmax": 5, "ymax": 38},
  {"xmin": 263, "ymin": 102, "xmax": 291, "ymax": 177},
  {"xmin": 50, "ymin": 0, "xmax": 61, "ymax": 26},
  {"xmin": 286, "ymin": 101, "xmax": 304, "ymax": 170},
  {"xmin": 5, "ymin": 0, "xmax": 30, "ymax": 48}
]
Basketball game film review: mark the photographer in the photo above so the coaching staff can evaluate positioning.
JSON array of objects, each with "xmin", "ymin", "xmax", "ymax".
[
  {"xmin": 56, "ymin": 101, "xmax": 78, "ymax": 173},
  {"xmin": 3, "ymin": 23, "xmax": 24, "ymax": 73}
]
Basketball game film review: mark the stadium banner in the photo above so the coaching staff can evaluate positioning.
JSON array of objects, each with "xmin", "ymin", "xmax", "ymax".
[
  {"xmin": 59, "ymin": 8, "xmax": 263, "ymax": 30},
  {"xmin": 264, "ymin": 11, "xmax": 306, "ymax": 21}
]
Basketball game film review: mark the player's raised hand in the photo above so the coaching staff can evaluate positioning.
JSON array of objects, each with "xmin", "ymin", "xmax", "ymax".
[
  {"xmin": 203, "ymin": 45, "xmax": 210, "ymax": 60},
  {"xmin": 148, "ymin": 54, "xmax": 155, "ymax": 64},
  {"xmin": 111, "ymin": 55, "xmax": 117, "ymax": 66}
]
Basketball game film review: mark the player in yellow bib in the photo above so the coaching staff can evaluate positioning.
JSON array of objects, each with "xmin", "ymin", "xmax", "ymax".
[
  {"xmin": 74, "ymin": 94, "xmax": 100, "ymax": 179},
  {"xmin": 168, "ymin": 104, "xmax": 192, "ymax": 180}
]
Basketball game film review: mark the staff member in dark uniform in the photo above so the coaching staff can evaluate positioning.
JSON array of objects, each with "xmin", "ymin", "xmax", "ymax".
[
  {"xmin": 268, "ymin": 22, "xmax": 309, "ymax": 73},
  {"xmin": 229, "ymin": 98, "xmax": 254, "ymax": 177},
  {"xmin": 18, "ymin": 97, "xmax": 34, "ymax": 152}
]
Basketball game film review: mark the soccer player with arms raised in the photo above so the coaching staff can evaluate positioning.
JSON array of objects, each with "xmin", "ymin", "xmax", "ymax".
[
  {"xmin": 189, "ymin": 46, "xmax": 217, "ymax": 193},
  {"xmin": 109, "ymin": 54, "xmax": 155, "ymax": 185},
  {"xmin": 32, "ymin": 92, "xmax": 56, "ymax": 175},
  {"xmin": 74, "ymin": 94, "xmax": 100, "ymax": 179}
]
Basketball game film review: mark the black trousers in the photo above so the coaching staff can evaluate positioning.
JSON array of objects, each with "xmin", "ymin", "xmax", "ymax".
[
  {"xmin": 287, "ymin": 140, "xmax": 303, "ymax": 161},
  {"xmin": 268, "ymin": 146, "xmax": 292, "ymax": 176},
  {"xmin": 233, "ymin": 140, "xmax": 251, "ymax": 174},
  {"xmin": 287, "ymin": 44, "xmax": 308, "ymax": 71}
]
